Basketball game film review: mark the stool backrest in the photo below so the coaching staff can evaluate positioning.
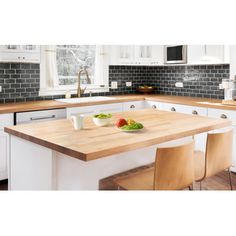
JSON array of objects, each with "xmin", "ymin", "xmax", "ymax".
[
  {"xmin": 205, "ymin": 129, "xmax": 233, "ymax": 178},
  {"xmin": 153, "ymin": 141, "xmax": 195, "ymax": 190}
]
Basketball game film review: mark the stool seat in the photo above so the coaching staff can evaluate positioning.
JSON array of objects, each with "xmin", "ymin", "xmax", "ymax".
[{"xmin": 115, "ymin": 167, "xmax": 154, "ymax": 190}]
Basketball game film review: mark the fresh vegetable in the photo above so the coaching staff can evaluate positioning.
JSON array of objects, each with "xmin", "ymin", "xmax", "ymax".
[
  {"xmin": 93, "ymin": 113, "xmax": 112, "ymax": 119},
  {"xmin": 115, "ymin": 118, "xmax": 128, "ymax": 128},
  {"xmin": 127, "ymin": 118, "xmax": 136, "ymax": 125},
  {"xmin": 121, "ymin": 122, "xmax": 144, "ymax": 130}
]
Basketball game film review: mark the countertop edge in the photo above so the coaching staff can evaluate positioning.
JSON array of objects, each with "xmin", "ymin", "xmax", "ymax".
[{"xmin": 1, "ymin": 94, "xmax": 236, "ymax": 114}]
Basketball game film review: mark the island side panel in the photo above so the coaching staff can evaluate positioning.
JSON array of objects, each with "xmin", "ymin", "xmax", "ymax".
[
  {"xmin": 9, "ymin": 135, "xmax": 55, "ymax": 190},
  {"xmin": 54, "ymin": 145, "xmax": 159, "ymax": 190}
]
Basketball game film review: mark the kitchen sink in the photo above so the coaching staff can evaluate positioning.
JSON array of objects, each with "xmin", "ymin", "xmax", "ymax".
[{"xmin": 55, "ymin": 96, "xmax": 117, "ymax": 104}]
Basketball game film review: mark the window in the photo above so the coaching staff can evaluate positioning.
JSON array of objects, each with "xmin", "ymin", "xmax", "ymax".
[
  {"xmin": 56, "ymin": 45, "xmax": 95, "ymax": 86},
  {"xmin": 40, "ymin": 45, "xmax": 109, "ymax": 96}
]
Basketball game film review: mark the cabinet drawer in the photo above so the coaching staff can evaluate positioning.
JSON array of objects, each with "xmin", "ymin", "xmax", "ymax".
[
  {"xmin": 208, "ymin": 108, "xmax": 236, "ymax": 125},
  {"xmin": 145, "ymin": 101, "xmax": 163, "ymax": 110},
  {"xmin": 0, "ymin": 113, "xmax": 14, "ymax": 130},
  {"xmin": 67, "ymin": 103, "xmax": 123, "ymax": 118},
  {"xmin": 123, "ymin": 101, "xmax": 145, "ymax": 111},
  {"xmin": 16, "ymin": 109, "xmax": 66, "ymax": 124}
]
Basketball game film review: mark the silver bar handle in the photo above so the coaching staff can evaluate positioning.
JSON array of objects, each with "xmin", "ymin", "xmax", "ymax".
[{"xmin": 30, "ymin": 115, "xmax": 56, "ymax": 121}]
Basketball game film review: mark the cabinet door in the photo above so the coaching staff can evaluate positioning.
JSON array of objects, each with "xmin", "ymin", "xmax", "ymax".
[
  {"xmin": 118, "ymin": 46, "xmax": 134, "ymax": 64},
  {"xmin": 161, "ymin": 102, "xmax": 208, "ymax": 151},
  {"xmin": 67, "ymin": 106, "xmax": 96, "ymax": 117},
  {"xmin": 0, "ymin": 132, "xmax": 8, "ymax": 180},
  {"xmin": 97, "ymin": 103, "xmax": 123, "ymax": 113},
  {"xmin": 145, "ymin": 101, "xmax": 164, "ymax": 110},
  {"xmin": 229, "ymin": 45, "xmax": 236, "ymax": 79},
  {"xmin": 188, "ymin": 45, "xmax": 225, "ymax": 64},
  {"xmin": 208, "ymin": 108, "xmax": 236, "ymax": 172},
  {"xmin": 66, "ymin": 103, "xmax": 123, "ymax": 118},
  {"xmin": 134, "ymin": 45, "xmax": 164, "ymax": 65},
  {"xmin": 122, "ymin": 101, "xmax": 145, "ymax": 111}
]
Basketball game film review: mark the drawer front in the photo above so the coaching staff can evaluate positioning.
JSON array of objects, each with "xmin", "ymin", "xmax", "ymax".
[
  {"xmin": 161, "ymin": 103, "xmax": 191, "ymax": 113},
  {"xmin": 122, "ymin": 101, "xmax": 145, "ymax": 111},
  {"xmin": 98, "ymin": 103, "xmax": 123, "ymax": 113},
  {"xmin": 67, "ymin": 103, "xmax": 123, "ymax": 118},
  {"xmin": 0, "ymin": 113, "xmax": 14, "ymax": 130},
  {"xmin": 17, "ymin": 109, "xmax": 66, "ymax": 124},
  {"xmin": 67, "ymin": 106, "xmax": 96, "ymax": 117},
  {"xmin": 145, "ymin": 101, "xmax": 163, "ymax": 110},
  {"xmin": 208, "ymin": 108, "xmax": 236, "ymax": 125}
]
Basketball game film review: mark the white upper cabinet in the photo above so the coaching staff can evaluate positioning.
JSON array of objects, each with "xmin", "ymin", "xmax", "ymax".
[
  {"xmin": 188, "ymin": 45, "xmax": 227, "ymax": 64},
  {"xmin": 134, "ymin": 45, "xmax": 164, "ymax": 65},
  {"xmin": 0, "ymin": 45, "xmax": 40, "ymax": 63},
  {"xmin": 108, "ymin": 45, "xmax": 164, "ymax": 65},
  {"xmin": 229, "ymin": 45, "xmax": 236, "ymax": 79}
]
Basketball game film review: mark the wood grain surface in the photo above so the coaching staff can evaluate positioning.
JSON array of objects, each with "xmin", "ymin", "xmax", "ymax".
[
  {"xmin": 1, "ymin": 94, "xmax": 236, "ymax": 114},
  {"xmin": 4, "ymin": 109, "xmax": 231, "ymax": 161}
]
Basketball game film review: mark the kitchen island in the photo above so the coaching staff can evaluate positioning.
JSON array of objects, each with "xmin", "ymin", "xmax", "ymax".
[{"xmin": 5, "ymin": 109, "xmax": 231, "ymax": 190}]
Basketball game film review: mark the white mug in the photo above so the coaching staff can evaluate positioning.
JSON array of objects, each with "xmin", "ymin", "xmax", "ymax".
[{"xmin": 70, "ymin": 114, "xmax": 84, "ymax": 130}]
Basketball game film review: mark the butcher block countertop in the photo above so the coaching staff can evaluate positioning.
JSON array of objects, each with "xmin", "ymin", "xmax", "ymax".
[
  {"xmin": 5, "ymin": 109, "xmax": 231, "ymax": 161},
  {"xmin": 1, "ymin": 94, "xmax": 236, "ymax": 114}
]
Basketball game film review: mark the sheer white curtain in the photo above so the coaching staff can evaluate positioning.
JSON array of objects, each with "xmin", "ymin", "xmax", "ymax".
[{"xmin": 40, "ymin": 45, "xmax": 58, "ymax": 90}]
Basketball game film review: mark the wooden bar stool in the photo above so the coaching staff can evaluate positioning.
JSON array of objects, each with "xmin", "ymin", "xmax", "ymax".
[
  {"xmin": 114, "ymin": 140, "xmax": 195, "ymax": 190},
  {"xmin": 194, "ymin": 128, "xmax": 233, "ymax": 190}
]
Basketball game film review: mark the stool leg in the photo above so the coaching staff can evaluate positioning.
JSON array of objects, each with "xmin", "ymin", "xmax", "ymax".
[
  {"xmin": 228, "ymin": 168, "xmax": 233, "ymax": 190},
  {"xmin": 188, "ymin": 184, "xmax": 194, "ymax": 190},
  {"xmin": 199, "ymin": 181, "xmax": 202, "ymax": 190}
]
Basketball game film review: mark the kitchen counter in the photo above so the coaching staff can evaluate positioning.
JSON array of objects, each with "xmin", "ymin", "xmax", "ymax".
[
  {"xmin": 5, "ymin": 109, "xmax": 230, "ymax": 161},
  {"xmin": 1, "ymin": 94, "xmax": 236, "ymax": 114},
  {"xmin": 6, "ymin": 108, "xmax": 231, "ymax": 190}
]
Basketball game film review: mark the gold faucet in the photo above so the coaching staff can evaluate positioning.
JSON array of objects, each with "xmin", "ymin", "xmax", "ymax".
[{"xmin": 77, "ymin": 68, "xmax": 91, "ymax": 97}]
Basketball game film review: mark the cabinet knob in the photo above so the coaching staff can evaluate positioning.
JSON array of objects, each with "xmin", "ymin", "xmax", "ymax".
[
  {"xmin": 130, "ymin": 105, "xmax": 135, "ymax": 109},
  {"xmin": 192, "ymin": 110, "xmax": 198, "ymax": 115},
  {"xmin": 171, "ymin": 107, "xmax": 176, "ymax": 112},
  {"xmin": 152, "ymin": 105, "xmax": 157, "ymax": 109},
  {"xmin": 220, "ymin": 114, "xmax": 227, "ymax": 119}
]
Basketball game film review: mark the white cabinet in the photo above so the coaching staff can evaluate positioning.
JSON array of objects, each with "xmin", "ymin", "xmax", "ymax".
[
  {"xmin": 229, "ymin": 45, "xmax": 236, "ymax": 79},
  {"xmin": 0, "ymin": 45, "xmax": 40, "ymax": 63},
  {"xmin": 145, "ymin": 101, "xmax": 164, "ymax": 110},
  {"xmin": 134, "ymin": 45, "xmax": 164, "ymax": 65},
  {"xmin": 67, "ymin": 103, "xmax": 123, "ymax": 117},
  {"xmin": 188, "ymin": 45, "xmax": 226, "ymax": 64},
  {"xmin": 16, "ymin": 109, "xmax": 66, "ymax": 124},
  {"xmin": 208, "ymin": 108, "xmax": 236, "ymax": 172},
  {"xmin": 151, "ymin": 101, "xmax": 208, "ymax": 152},
  {"xmin": 108, "ymin": 45, "xmax": 164, "ymax": 65},
  {"xmin": 122, "ymin": 101, "xmax": 145, "ymax": 111},
  {"xmin": 0, "ymin": 113, "xmax": 14, "ymax": 181}
]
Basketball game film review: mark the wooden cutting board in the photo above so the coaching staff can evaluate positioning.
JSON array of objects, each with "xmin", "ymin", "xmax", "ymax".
[{"xmin": 222, "ymin": 100, "xmax": 236, "ymax": 106}]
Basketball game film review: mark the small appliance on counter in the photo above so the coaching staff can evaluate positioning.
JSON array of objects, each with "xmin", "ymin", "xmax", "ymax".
[
  {"xmin": 220, "ymin": 77, "xmax": 236, "ymax": 106},
  {"xmin": 220, "ymin": 78, "xmax": 236, "ymax": 101}
]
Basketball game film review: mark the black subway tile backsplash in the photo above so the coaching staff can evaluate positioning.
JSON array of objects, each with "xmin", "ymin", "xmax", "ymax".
[{"xmin": 0, "ymin": 63, "xmax": 230, "ymax": 104}]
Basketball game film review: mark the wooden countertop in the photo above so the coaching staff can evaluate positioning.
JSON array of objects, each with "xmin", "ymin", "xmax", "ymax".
[
  {"xmin": 0, "ymin": 95, "xmax": 144, "ymax": 114},
  {"xmin": 1, "ymin": 94, "xmax": 236, "ymax": 115},
  {"xmin": 5, "ymin": 109, "xmax": 231, "ymax": 161}
]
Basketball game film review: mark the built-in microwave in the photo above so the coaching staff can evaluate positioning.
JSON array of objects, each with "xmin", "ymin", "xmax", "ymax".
[{"xmin": 164, "ymin": 45, "xmax": 187, "ymax": 64}]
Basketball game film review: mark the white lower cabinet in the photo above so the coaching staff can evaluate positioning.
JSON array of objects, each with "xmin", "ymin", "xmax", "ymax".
[
  {"xmin": 153, "ymin": 102, "xmax": 208, "ymax": 152},
  {"xmin": 208, "ymin": 108, "xmax": 236, "ymax": 172},
  {"xmin": 122, "ymin": 101, "xmax": 145, "ymax": 111},
  {"xmin": 0, "ymin": 133, "xmax": 9, "ymax": 180},
  {"xmin": 66, "ymin": 103, "xmax": 123, "ymax": 117},
  {"xmin": 0, "ymin": 113, "xmax": 14, "ymax": 180},
  {"xmin": 145, "ymin": 101, "xmax": 164, "ymax": 110}
]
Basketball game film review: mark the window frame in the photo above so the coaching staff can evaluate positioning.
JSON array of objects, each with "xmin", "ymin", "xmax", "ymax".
[{"xmin": 39, "ymin": 45, "xmax": 110, "ymax": 96}]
